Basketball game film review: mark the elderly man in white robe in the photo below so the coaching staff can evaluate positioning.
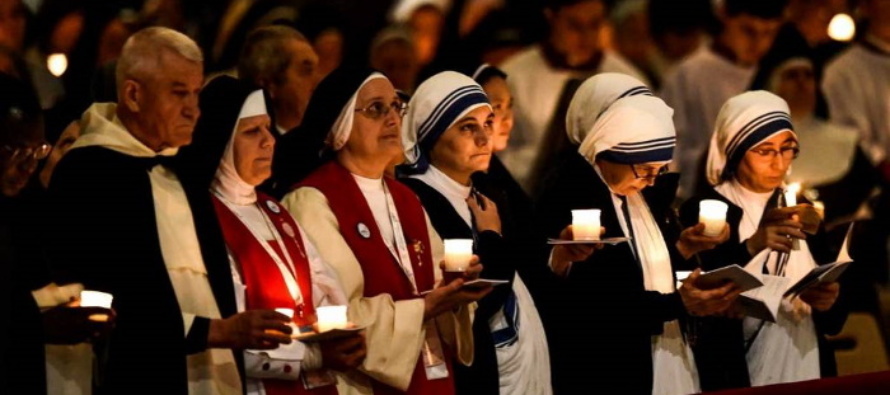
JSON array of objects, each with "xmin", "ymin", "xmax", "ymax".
[{"xmin": 47, "ymin": 27, "xmax": 294, "ymax": 394}]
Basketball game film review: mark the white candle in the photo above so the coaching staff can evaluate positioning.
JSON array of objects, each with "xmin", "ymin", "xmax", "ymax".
[
  {"xmin": 572, "ymin": 209, "xmax": 602, "ymax": 241},
  {"xmin": 316, "ymin": 305, "xmax": 348, "ymax": 333},
  {"xmin": 80, "ymin": 290, "xmax": 113, "ymax": 308},
  {"xmin": 443, "ymin": 239, "xmax": 474, "ymax": 272},
  {"xmin": 784, "ymin": 183, "xmax": 800, "ymax": 207},
  {"xmin": 80, "ymin": 290, "xmax": 113, "ymax": 322},
  {"xmin": 699, "ymin": 200, "xmax": 728, "ymax": 237}
]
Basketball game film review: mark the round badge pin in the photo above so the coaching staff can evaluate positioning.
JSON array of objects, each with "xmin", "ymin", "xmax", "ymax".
[
  {"xmin": 265, "ymin": 200, "xmax": 281, "ymax": 214},
  {"xmin": 282, "ymin": 223, "xmax": 296, "ymax": 238},
  {"xmin": 357, "ymin": 223, "xmax": 371, "ymax": 239}
]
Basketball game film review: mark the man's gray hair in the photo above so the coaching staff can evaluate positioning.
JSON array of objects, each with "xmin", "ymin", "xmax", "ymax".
[
  {"xmin": 116, "ymin": 27, "xmax": 203, "ymax": 90},
  {"xmin": 238, "ymin": 25, "xmax": 308, "ymax": 87}
]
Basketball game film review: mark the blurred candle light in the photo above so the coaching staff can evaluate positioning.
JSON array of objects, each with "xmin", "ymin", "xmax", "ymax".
[
  {"xmin": 316, "ymin": 305, "xmax": 348, "ymax": 333},
  {"xmin": 828, "ymin": 13, "xmax": 856, "ymax": 42},
  {"xmin": 784, "ymin": 183, "xmax": 801, "ymax": 207},
  {"xmin": 47, "ymin": 53, "xmax": 68, "ymax": 77},
  {"xmin": 80, "ymin": 290, "xmax": 113, "ymax": 322}
]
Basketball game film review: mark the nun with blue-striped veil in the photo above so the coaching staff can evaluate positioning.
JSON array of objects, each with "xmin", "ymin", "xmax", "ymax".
[
  {"xmin": 679, "ymin": 90, "xmax": 848, "ymax": 391},
  {"xmin": 398, "ymin": 71, "xmax": 553, "ymax": 395},
  {"xmin": 536, "ymin": 73, "xmax": 739, "ymax": 395}
]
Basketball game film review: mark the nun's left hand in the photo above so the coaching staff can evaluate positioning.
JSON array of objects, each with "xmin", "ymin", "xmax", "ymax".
[
  {"xmin": 676, "ymin": 223, "xmax": 730, "ymax": 259},
  {"xmin": 800, "ymin": 281, "xmax": 840, "ymax": 311}
]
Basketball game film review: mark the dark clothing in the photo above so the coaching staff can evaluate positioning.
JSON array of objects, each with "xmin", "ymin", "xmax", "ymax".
[
  {"xmin": 680, "ymin": 188, "xmax": 850, "ymax": 391},
  {"xmin": 47, "ymin": 147, "xmax": 240, "ymax": 394},
  {"xmin": 536, "ymin": 151, "xmax": 692, "ymax": 395},
  {"xmin": 1, "ymin": 195, "xmax": 48, "ymax": 395}
]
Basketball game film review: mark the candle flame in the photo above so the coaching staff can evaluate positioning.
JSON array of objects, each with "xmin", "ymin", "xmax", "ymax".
[
  {"xmin": 787, "ymin": 182, "xmax": 801, "ymax": 194},
  {"xmin": 47, "ymin": 53, "xmax": 68, "ymax": 77},
  {"xmin": 828, "ymin": 13, "xmax": 856, "ymax": 42}
]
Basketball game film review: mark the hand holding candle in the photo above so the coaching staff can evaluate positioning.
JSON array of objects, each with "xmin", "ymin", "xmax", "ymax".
[
  {"xmin": 572, "ymin": 209, "xmax": 602, "ymax": 241},
  {"xmin": 316, "ymin": 305, "xmax": 348, "ymax": 333},
  {"xmin": 699, "ymin": 200, "xmax": 728, "ymax": 237}
]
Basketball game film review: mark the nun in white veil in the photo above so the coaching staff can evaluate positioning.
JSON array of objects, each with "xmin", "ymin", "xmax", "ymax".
[
  {"xmin": 537, "ymin": 73, "xmax": 738, "ymax": 395},
  {"xmin": 679, "ymin": 90, "xmax": 848, "ymax": 389}
]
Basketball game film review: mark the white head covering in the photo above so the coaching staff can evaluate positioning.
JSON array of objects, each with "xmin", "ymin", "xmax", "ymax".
[
  {"xmin": 327, "ymin": 72, "xmax": 388, "ymax": 151},
  {"xmin": 390, "ymin": 0, "xmax": 451, "ymax": 23},
  {"xmin": 212, "ymin": 90, "xmax": 268, "ymax": 205},
  {"xmin": 401, "ymin": 71, "xmax": 491, "ymax": 174},
  {"xmin": 706, "ymin": 90, "xmax": 796, "ymax": 186},
  {"xmin": 576, "ymin": 95, "xmax": 676, "ymax": 166},
  {"xmin": 566, "ymin": 72, "xmax": 652, "ymax": 145}
]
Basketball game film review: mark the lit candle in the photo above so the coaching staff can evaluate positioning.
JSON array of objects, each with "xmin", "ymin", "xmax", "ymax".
[
  {"xmin": 784, "ymin": 183, "xmax": 801, "ymax": 207},
  {"xmin": 443, "ymin": 239, "xmax": 474, "ymax": 272},
  {"xmin": 572, "ymin": 209, "xmax": 602, "ymax": 241},
  {"xmin": 316, "ymin": 305, "xmax": 348, "ymax": 333},
  {"xmin": 813, "ymin": 201, "xmax": 825, "ymax": 219},
  {"xmin": 699, "ymin": 200, "xmax": 728, "ymax": 237},
  {"xmin": 46, "ymin": 53, "xmax": 68, "ymax": 77},
  {"xmin": 80, "ymin": 290, "xmax": 113, "ymax": 322}
]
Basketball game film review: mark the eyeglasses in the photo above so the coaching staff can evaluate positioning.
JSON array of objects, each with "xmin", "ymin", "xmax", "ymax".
[
  {"xmin": 750, "ymin": 146, "xmax": 799, "ymax": 162},
  {"xmin": 629, "ymin": 164, "xmax": 668, "ymax": 180},
  {"xmin": 1, "ymin": 143, "xmax": 52, "ymax": 162},
  {"xmin": 355, "ymin": 100, "xmax": 408, "ymax": 120}
]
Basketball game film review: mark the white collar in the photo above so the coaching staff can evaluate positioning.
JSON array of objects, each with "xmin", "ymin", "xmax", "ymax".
[
  {"xmin": 352, "ymin": 173, "xmax": 385, "ymax": 193},
  {"xmin": 411, "ymin": 165, "xmax": 473, "ymax": 226}
]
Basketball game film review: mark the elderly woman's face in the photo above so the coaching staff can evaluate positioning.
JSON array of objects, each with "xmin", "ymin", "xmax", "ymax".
[
  {"xmin": 596, "ymin": 159, "xmax": 666, "ymax": 196},
  {"xmin": 481, "ymin": 77, "xmax": 514, "ymax": 153},
  {"xmin": 233, "ymin": 114, "xmax": 275, "ymax": 186},
  {"xmin": 736, "ymin": 131, "xmax": 798, "ymax": 193},
  {"xmin": 430, "ymin": 106, "xmax": 494, "ymax": 181},
  {"xmin": 345, "ymin": 78, "xmax": 403, "ymax": 164}
]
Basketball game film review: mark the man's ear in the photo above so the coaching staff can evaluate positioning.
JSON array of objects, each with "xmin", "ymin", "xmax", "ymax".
[{"xmin": 120, "ymin": 79, "xmax": 142, "ymax": 113}]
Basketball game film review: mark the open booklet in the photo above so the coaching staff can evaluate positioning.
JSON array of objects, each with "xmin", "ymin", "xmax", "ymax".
[
  {"xmin": 730, "ymin": 223, "xmax": 856, "ymax": 322},
  {"xmin": 782, "ymin": 223, "xmax": 854, "ymax": 298}
]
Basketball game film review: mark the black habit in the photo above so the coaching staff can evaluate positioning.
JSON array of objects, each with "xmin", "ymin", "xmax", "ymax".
[
  {"xmin": 536, "ymin": 151, "xmax": 692, "ymax": 395},
  {"xmin": 47, "ymin": 144, "xmax": 241, "ymax": 394}
]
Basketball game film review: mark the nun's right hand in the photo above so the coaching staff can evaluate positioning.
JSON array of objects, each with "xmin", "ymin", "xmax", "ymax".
[
  {"xmin": 550, "ymin": 226, "xmax": 604, "ymax": 276},
  {"xmin": 746, "ymin": 216, "xmax": 806, "ymax": 254}
]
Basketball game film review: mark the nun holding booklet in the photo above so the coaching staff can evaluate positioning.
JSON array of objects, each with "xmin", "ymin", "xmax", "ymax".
[{"xmin": 537, "ymin": 73, "xmax": 740, "ymax": 395}]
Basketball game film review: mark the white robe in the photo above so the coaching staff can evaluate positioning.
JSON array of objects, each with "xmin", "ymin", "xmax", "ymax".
[
  {"xmin": 822, "ymin": 37, "xmax": 890, "ymax": 165},
  {"xmin": 715, "ymin": 181, "xmax": 820, "ymax": 386},
  {"xmin": 281, "ymin": 179, "xmax": 474, "ymax": 395},
  {"xmin": 660, "ymin": 46, "xmax": 756, "ymax": 199},
  {"xmin": 498, "ymin": 45, "xmax": 649, "ymax": 193}
]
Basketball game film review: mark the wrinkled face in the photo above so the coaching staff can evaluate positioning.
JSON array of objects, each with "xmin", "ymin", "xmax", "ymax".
[
  {"xmin": 129, "ymin": 50, "xmax": 203, "ymax": 150},
  {"xmin": 233, "ymin": 114, "xmax": 275, "ymax": 186},
  {"xmin": 736, "ymin": 131, "xmax": 799, "ymax": 193},
  {"xmin": 773, "ymin": 64, "xmax": 816, "ymax": 117},
  {"xmin": 481, "ymin": 77, "xmax": 513, "ymax": 152},
  {"xmin": 0, "ymin": 0, "xmax": 27, "ymax": 52},
  {"xmin": 546, "ymin": 0, "xmax": 606, "ymax": 67},
  {"xmin": 1, "ymin": 121, "xmax": 45, "ymax": 197},
  {"xmin": 720, "ymin": 14, "xmax": 782, "ymax": 66},
  {"xmin": 268, "ymin": 39, "xmax": 319, "ymax": 131},
  {"xmin": 596, "ymin": 159, "xmax": 667, "ymax": 196},
  {"xmin": 370, "ymin": 41, "xmax": 418, "ymax": 93},
  {"xmin": 343, "ymin": 78, "xmax": 403, "ymax": 163},
  {"xmin": 430, "ymin": 106, "xmax": 494, "ymax": 179}
]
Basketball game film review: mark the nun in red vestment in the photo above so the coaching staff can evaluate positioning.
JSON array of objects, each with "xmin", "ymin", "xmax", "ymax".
[
  {"xmin": 182, "ymin": 76, "xmax": 367, "ymax": 395},
  {"xmin": 277, "ymin": 66, "xmax": 490, "ymax": 395}
]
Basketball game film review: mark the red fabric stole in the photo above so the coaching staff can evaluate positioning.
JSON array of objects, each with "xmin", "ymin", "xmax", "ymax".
[
  {"xmin": 212, "ymin": 193, "xmax": 337, "ymax": 395},
  {"xmin": 299, "ymin": 161, "xmax": 455, "ymax": 395}
]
